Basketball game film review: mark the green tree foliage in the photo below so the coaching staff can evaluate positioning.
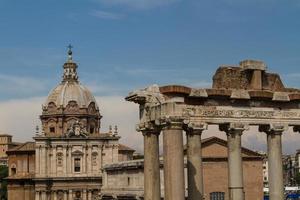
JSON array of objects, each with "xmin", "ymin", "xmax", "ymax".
[
  {"xmin": 295, "ymin": 172, "xmax": 300, "ymax": 185},
  {"xmin": 0, "ymin": 165, "xmax": 8, "ymax": 200}
]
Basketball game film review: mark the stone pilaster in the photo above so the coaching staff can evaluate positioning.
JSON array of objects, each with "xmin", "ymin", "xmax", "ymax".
[
  {"xmin": 68, "ymin": 145, "xmax": 72, "ymax": 175},
  {"xmin": 87, "ymin": 145, "xmax": 92, "ymax": 175},
  {"xmin": 162, "ymin": 118, "xmax": 185, "ymax": 200},
  {"xmin": 35, "ymin": 146, "xmax": 40, "ymax": 176},
  {"xmin": 139, "ymin": 123, "xmax": 161, "ymax": 200},
  {"xmin": 87, "ymin": 190, "xmax": 92, "ymax": 200},
  {"xmin": 220, "ymin": 123, "xmax": 248, "ymax": 200},
  {"xmin": 68, "ymin": 190, "xmax": 72, "ymax": 200},
  {"xmin": 53, "ymin": 191, "xmax": 57, "ymax": 200},
  {"xmin": 35, "ymin": 191, "xmax": 40, "ymax": 200},
  {"xmin": 83, "ymin": 189, "xmax": 87, "ymax": 200},
  {"xmin": 184, "ymin": 122, "xmax": 207, "ymax": 200},
  {"xmin": 63, "ymin": 145, "xmax": 67, "ymax": 174},
  {"xmin": 64, "ymin": 190, "xmax": 68, "ymax": 200},
  {"xmin": 259, "ymin": 124, "xmax": 287, "ymax": 200}
]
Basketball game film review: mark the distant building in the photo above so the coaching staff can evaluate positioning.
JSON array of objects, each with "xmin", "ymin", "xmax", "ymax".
[
  {"xmin": 101, "ymin": 137, "xmax": 264, "ymax": 200},
  {"xmin": 6, "ymin": 142, "xmax": 35, "ymax": 200},
  {"xmin": 0, "ymin": 134, "xmax": 20, "ymax": 166}
]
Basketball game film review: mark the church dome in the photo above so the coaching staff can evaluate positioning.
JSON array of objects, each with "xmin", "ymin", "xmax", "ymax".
[
  {"xmin": 40, "ymin": 46, "xmax": 102, "ymax": 137},
  {"xmin": 43, "ymin": 48, "xmax": 98, "ymax": 110},
  {"xmin": 45, "ymin": 81, "xmax": 98, "ymax": 109}
]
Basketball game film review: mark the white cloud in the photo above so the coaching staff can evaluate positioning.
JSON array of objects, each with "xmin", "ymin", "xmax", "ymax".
[
  {"xmin": 0, "ymin": 96, "xmax": 142, "ymax": 152},
  {"xmin": 97, "ymin": 0, "xmax": 180, "ymax": 9},
  {"xmin": 89, "ymin": 10, "xmax": 125, "ymax": 20},
  {"xmin": 0, "ymin": 74, "xmax": 47, "ymax": 97},
  {"xmin": 1, "ymin": 96, "xmax": 300, "ymax": 155}
]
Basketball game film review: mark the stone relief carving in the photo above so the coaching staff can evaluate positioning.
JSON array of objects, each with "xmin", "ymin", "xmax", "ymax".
[
  {"xmin": 183, "ymin": 106, "xmax": 300, "ymax": 119},
  {"xmin": 65, "ymin": 101, "xmax": 79, "ymax": 113},
  {"xmin": 66, "ymin": 120, "xmax": 88, "ymax": 138}
]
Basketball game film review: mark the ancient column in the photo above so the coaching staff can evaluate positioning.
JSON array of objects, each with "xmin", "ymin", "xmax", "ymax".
[
  {"xmin": 220, "ymin": 123, "xmax": 247, "ymax": 200},
  {"xmin": 185, "ymin": 122, "xmax": 207, "ymax": 200},
  {"xmin": 142, "ymin": 125, "xmax": 161, "ymax": 200},
  {"xmin": 260, "ymin": 124, "xmax": 285, "ymax": 200},
  {"xmin": 163, "ymin": 119, "xmax": 185, "ymax": 200}
]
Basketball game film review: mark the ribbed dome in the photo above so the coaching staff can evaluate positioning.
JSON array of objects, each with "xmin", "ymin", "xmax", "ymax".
[
  {"xmin": 44, "ymin": 48, "xmax": 98, "ymax": 109},
  {"xmin": 44, "ymin": 81, "xmax": 99, "ymax": 109}
]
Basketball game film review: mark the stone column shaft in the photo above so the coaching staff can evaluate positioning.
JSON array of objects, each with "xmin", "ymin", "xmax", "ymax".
[
  {"xmin": 186, "ymin": 130, "xmax": 204, "ymax": 200},
  {"xmin": 143, "ymin": 131, "xmax": 161, "ymax": 200},
  {"xmin": 220, "ymin": 123, "xmax": 246, "ymax": 200},
  {"xmin": 227, "ymin": 131, "xmax": 244, "ymax": 200},
  {"xmin": 163, "ymin": 125, "xmax": 185, "ymax": 200},
  {"xmin": 267, "ymin": 132, "xmax": 284, "ymax": 200}
]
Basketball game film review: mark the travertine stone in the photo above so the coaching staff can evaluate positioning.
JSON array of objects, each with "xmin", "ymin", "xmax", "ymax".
[
  {"xmin": 185, "ymin": 122, "xmax": 207, "ymax": 200},
  {"xmin": 163, "ymin": 122, "xmax": 185, "ymax": 200},
  {"xmin": 259, "ymin": 124, "xmax": 286, "ymax": 200},
  {"xmin": 220, "ymin": 123, "xmax": 247, "ymax": 200},
  {"xmin": 143, "ymin": 129, "xmax": 161, "ymax": 200}
]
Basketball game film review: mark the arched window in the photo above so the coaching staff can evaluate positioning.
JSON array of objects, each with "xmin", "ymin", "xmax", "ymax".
[
  {"xmin": 10, "ymin": 164, "xmax": 16, "ymax": 176},
  {"xmin": 74, "ymin": 157, "xmax": 81, "ymax": 172},
  {"xmin": 90, "ymin": 126, "xmax": 95, "ymax": 134},
  {"xmin": 49, "ymin": 127, "xmax": 55, "ymax": 133},
  {"xmin": 210, "ymin": 192, "xmax": 225, "ymax": 200}
]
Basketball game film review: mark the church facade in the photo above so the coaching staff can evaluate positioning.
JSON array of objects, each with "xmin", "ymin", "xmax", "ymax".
[{"xmin": 7, "ymin": 48, "xmax": 133, "ymax": 200}]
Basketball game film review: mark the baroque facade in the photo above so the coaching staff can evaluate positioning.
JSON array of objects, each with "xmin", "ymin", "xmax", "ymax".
[
  {"xmin": 7, "ymin": 48, "xmax": 135, "ymax": 200},
  {"xmin": 34, "ymin": 49, "xmax": 119, "ymax": 200}
]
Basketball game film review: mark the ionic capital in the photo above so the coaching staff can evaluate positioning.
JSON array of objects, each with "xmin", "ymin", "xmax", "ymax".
[
  {"xmin": 219, "ymin": 123, "xmax": 249, "ymax": 135},
  {"xmin": 161, "ymin": 116, "xmax": 184, "ymax": 130},
  {"xmin": 259, "ymin": 123, "xmax": 288, "ymax": 135},
  {"xmin": 137, "ymin": 122, "xmax": 161, "ymax": 135},
  {"xmin": 184, "ymin": 122, "xmax": 207, "ymax": 135}
]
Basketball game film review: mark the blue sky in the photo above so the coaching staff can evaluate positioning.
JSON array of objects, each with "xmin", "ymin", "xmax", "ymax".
[
  {"xmin": 1, "ymin": 0, "xmax": 300, "ymax": 100},
  {"xmin": 1, "ymin": 0, "xmax": 300, "ymax": 153}
]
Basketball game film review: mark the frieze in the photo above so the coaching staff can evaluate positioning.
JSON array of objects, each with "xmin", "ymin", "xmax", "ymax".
[{"xmin": 183, "ymin": 106, "xmax": 300, "ymax": 119}]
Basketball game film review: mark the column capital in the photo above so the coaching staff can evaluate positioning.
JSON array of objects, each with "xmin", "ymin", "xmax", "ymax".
[
  {"xmin": 184, "ymin": 122, "xmax": 207, "ymax": 135},
  {"xmin": 259, "ymin": 123, "xmax": 288, "ymax": 135},
  {"xmin": 137, "ymin": 122, "xmax": 161, "ymax": 135},
  {"xmin": 161, "ymin": 116, "xmax": 184, "ymax": 130},
  {"xmin": 219, "ymin": 123, "xmax": 249, "ymax": 135}
]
